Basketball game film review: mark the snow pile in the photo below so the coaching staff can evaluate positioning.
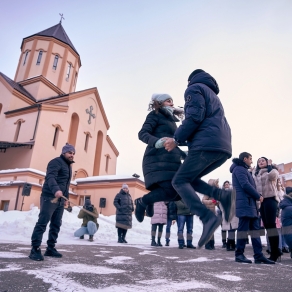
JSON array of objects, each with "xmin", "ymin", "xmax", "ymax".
[{"xmin": 0, "ymin": 206, "xmax": 252, "ymax": 247}]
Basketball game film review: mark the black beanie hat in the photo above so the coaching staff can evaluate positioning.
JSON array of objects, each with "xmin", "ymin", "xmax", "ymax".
[{"xmin": 188, "ymin": 69, "xmax": 205, "ymax": 82}]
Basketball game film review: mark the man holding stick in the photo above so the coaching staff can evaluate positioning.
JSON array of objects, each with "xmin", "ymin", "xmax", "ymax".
[{"xmin": 29, "ymin": 143, "xmax": 75, "ymax": 261}]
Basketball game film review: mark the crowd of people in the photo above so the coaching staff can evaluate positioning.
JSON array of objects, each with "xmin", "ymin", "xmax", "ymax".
[{"xmin": 26, "ymin": 69, "xmax": 292, "ymax": 267}]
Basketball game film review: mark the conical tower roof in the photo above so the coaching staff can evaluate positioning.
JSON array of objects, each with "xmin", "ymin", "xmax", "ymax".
[{"xmin": 21, "ymin": 23, "xmax": 79, "ymax": 56}]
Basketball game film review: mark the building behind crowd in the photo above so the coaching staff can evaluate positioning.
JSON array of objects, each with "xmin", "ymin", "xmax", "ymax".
[
  {"xmin": 0, "ymin": 22, "xmax": 146, "ymax": 214},
  {"xmin": 277, "ymin": 162, "xmax": 292, "ymax": 187}
]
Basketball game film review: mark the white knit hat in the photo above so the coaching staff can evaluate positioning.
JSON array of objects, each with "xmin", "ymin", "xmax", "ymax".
[{"xmin": 151, "ymin": 93, "xmax": 172, "ymax": 103}]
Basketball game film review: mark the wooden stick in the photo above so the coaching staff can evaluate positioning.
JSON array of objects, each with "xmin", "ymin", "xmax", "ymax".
[{"xmin": 51, "ymin": 195, "xmax": 98, "ymax": 218}]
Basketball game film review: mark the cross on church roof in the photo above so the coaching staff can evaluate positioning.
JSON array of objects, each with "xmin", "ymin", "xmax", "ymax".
[
  {"xmin": 86, "ymin": 106, "xmax": 96, "ymax": 124},
  {"xmin": 59, "ymin": 13, "xmax": 65, "ymax": 24}
]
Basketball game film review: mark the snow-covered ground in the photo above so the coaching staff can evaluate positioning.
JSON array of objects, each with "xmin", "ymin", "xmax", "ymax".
[
  {"xmin": 0, "ymin": 206, "xmax": 227, "ymax": 247},
  {"xmin": 0, "ymin": 206, "xmax": 267, "ymax": 247}
]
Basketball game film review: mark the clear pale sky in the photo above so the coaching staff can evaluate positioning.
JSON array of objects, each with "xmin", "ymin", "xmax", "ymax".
[{"xmin": 1, "ymin": 0, "xmax": 291, "ymax": 185}]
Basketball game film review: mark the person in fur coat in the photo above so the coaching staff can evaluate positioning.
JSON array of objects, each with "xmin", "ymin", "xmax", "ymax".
[
  {"xmin": 252, "ymin": 157, "xmax": 281, "ymax": 262},
  {"xmin": 151, "ymin": 201, "xmax": 168, "ymax": 246}
]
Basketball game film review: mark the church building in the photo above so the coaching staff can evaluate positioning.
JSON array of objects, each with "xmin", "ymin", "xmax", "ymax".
[{"xmin": 0, "ymin": 22, "xmax": 145, "ymax": 215}]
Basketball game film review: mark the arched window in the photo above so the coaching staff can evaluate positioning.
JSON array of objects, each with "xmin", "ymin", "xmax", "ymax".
[
  {"xmin": 68, "ymin": 113, "xmax": 79, "ymax": 146},
  {"xmin": 23, "ymin": 51, "xmax": 29, "ymax": 65},
  {"xmin": 53, "ymin": 55, "xmax": 59, "ymax": 70},
  {"xmin": 36, "ymin": 51, "xmax": 43, "ymax": 65},
  {"xmin": 66, "ymin": 63, "xmax": 72, "ymax": 80},
  {"xmin": 93, "ymin": 131, "xmax": 103, "ymax": 176},
  {"xmin": 84, "ymin": 133, "xmax": 90, "ymax": 151},
  {"xmin": 52, "ymin": 127, "xmax": 59, "ymax": 147},
  {"xmin": 74, "ymin": 72, "xmax": 78, "ymax": 86},
  {"xmin": 14, "ymin": 121, "xmax": 22, "ymax": 142},
  {"xmin": 0, "ymin": 103, "xmax": 2, "ymax": 115},
  {"xmin": 105, "ymin": 154, "xmax": 111, "ymax": 173}
]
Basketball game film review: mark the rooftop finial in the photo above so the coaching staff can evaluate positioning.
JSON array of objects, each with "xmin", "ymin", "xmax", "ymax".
[{"xmin": 59, "ymin": 13, "xmax": 65, "ymax": 24}]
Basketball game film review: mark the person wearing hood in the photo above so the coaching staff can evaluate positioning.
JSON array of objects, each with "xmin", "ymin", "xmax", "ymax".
[
  {"xmin": 230, "ymin": 152, "xmax": 274, "ymax": 264},
  {"xmin": 279, "ymin": 187, "xmax": 292, "ymax": 259},
  {"xmin": 74, "ymin": 198, "xmax": 99, "ymax": 242},
  {"xmin": 252, "ymin": 157, "xmax": 281, "ymax": 262},
  {"xmin": 164, "ymin": 69, "xmax": 233, "ymax": 248},
  {"xmin": 29, "ymin": 143, "xmax": 75, "ymax": 261},
  {"xmin": 113, "ymin": 184, "xmax": 134, "ymax": 243},
  {"xmin": 135, "ymin": 94, "xmax": 185, "ymax": 223}
]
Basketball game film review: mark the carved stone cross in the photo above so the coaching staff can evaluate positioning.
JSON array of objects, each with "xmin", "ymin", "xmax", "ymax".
[{"xmin": 85, "ymin": 106, "xmax": 96, "ymax": 124}]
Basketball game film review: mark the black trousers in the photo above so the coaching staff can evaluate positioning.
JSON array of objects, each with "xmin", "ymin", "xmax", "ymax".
[
  {"xmin": 172, "ymin": 150, "xmax": 229, "ymax": 222},
  {"xmin": 142, "ymin": 180, "xmax": 180, "ymax": 205},
  {"xmin": 260, "ymin": 197, "xmax": 279, "ymax": 256},
  {"xmin": 151, "ymin": 223, "xmax": 164, "ymax": 238},
  {"xmin": 31, "ymin": 196, "xmax": 64, "ymax": 248},
  {"xmin": 117, "ymin": 227, "xmax": 127, "ymax": 238}
]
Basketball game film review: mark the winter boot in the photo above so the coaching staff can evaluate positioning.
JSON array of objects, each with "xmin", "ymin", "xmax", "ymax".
[
  {"xmin": 178, "ymin": 244, "xmax": 184, "ymax": 249},
  {"xmin": 210, "ymin": 240, "xmax": 215, "ymax": 250},
  {"xmin": 151, "ymin": 236, "xmax": 157, "ymax": 246},
  {"xmin": 226, "ymin": 239, "xmax": 235, "ymax": 251},
  {"xmin": 165, "ymin": 240, "xmax": 170, "ymax": 246},
  {"xmin": 44, "ymin": 247, "xmax": 62, "ymax": 258},
  {"xmin": 89, "ymin": 235, "xmax": 94, "ymax": 242},
  {"xmin": 134, "ymin": 198, "xmax": 147, "ymax": 222},
  {"xmin": 186, "ymin": 243, "xmax": 196, "ymax": 249},
  {"xmin": 282, "ymin": 247, "xmax": 289, "ymax": 253},
  {"xmin": 198, "ymin": 212, "xmax": 222, "ymax": 248},
  {"xmin": 290, "ymin": 251, "xmax": 292, "ymax": 259},
  {"xmin": 157, "ymin": 238, "xmax": 162, "ymax": 246},
  {"xmin": 205, "ymin": 240, "xmax": 213, "ymax": 250},
  {"xmin": 118, "ymin": 236, "xmax": 124, "ymax": 243},
  {"xmin": 29, "ymin": 247, "xmax": 44, "ymax": 261},
  {"xmin": 268, "ymin": 237, "xmax": 282, "ymax": 262},
  {"xmin": 80, "ymin": 235, "xmax": 84, "ymax": 239},
  {"xmin": 122, "ymin": 235, "xmax": 128, "ymax": 243},
  {"xmin": 222, "ymin": 239, "xmax": 227, "ymax": 248},
  {"xmin": 146, "ymin": 204, "xmax": 154, "ymax": 217},
  {"xmin": 254, "ymin": 255, "xmax": 275, "ymax": 264}
]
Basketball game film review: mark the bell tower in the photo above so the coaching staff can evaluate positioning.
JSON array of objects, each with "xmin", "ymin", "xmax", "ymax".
[{"xmin": 14, "ymin": 22, "xmax": 81, "ymax": 98}]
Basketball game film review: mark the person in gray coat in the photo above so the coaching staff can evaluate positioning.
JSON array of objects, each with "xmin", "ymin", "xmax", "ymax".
[
  {"xmin": 151, "ymin": 201, "xmax": 167, "ymax": 246},
  {"xmin": 113, "ymin": 184, "xmax": 134, "ymax": 243}
]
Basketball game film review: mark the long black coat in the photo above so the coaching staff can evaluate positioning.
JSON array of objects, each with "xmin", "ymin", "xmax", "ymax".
[
  {"xmin": 113, "ymin": 189, "xmax": 134, "ymax": 229},
  {"xmin": 42, "ymin": 155, "xmax": 73, "ymax": 198},
  {"xmin": 138, "ymin": 108, "xmax": 185, "ymax": 190},
  {"xmin": 230, "ymin": 158, "xmax": 261, "ymax": 218},
  {"xmin": 174, "ymin": 71, "xmax": 232, "ymax": 157}
]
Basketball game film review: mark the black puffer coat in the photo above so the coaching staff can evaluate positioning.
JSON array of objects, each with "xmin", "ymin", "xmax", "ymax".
[
  {"xmin": 113, "ymin": 189, "xmax": 134, "ymax": 229},
  {"xmin": 174, "ymin": 71, "xmax": 232, "ymax": 157},
  {"xmin": 166, "ymin": 201, "xmax": 177, "ymax": 220},
  {"xmin": 138, "ymin": 108, "xmax": 185, "ymax": 190},
  {"xmin": 42, "ymin": 155, "xmax": 73, "ymax": 198}
]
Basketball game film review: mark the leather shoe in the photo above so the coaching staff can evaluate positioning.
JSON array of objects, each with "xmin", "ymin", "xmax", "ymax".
[
  {"xmin": 254, "ymin": 255, "xmax": 275, "ymax": 264},
  {"xmin": 235, "ymin": 254, "xmax": 252, "ymax": 264},
  {"xmin": 198, "ymin": 213, "xmax": 222, "ymax": 248},
  {"xmin": 187, "ymin": 244, "xmax": 196, "ymax": 249}
]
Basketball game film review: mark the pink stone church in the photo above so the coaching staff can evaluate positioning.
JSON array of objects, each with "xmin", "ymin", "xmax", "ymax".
[{"xmin": 0, "ymin": 22, "xmax": 145, "ymax": 215}]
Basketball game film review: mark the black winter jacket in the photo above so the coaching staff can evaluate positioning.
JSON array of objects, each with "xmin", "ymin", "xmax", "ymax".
[
  {"xmin": 138, "ymin": 108, "xmax": 185, "ymax": 190},
  {"xmin": 42, "ymin": 155, "xmax": 73, "ymax": 198},
  {"xmin": 113, "ymin": 189, "xmax": 134, "ymax": 229},
  {"xmin": 166, "ymin": 201, "xmax": 177, "ymax": 220},
  {"xmin": 174, "ymin": 71, "xmax": 232, "ymax": 157}
]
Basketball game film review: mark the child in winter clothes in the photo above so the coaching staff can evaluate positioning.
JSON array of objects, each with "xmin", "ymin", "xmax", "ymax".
[
  {"xmin": 202, "ymin": 179, "xmax": 219, "ymax": 250},
  {"xmin": 151, "ymin": 201, "xmax": 167, "ymax": 246}
]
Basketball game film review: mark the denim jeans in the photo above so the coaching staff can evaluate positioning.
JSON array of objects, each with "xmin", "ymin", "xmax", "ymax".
[
  {"xmin": 31, "ymin": 196, "xmax": 64, "ymax": 248},
  {"xmin": 172, "ymin": 151, "xmax": 229, "ymax": 222},
  {"xmin": 165, "ymin": 219, "xmax": 172, "ymax": 242},
  {"xmin": 74, "ymin": 221, "xmax": 98, "ymax": 237},
  {"xmin": 177, "ymin": 215, "xmax": 194, "ymax": 245},
  {"xmin": 236, "ymin": 217, "xmax": 263, "ymax": 260}
]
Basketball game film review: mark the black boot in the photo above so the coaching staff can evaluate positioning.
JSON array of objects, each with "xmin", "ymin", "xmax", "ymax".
[
  {"xmin": 210, "ymin": 240, "xmax": 215, "ymax": 250},
  {"xmin": 118, "ymin": 236, "xmax": 123, "ymax": 243},
  {"xmin": 157, "ymin": 238, "xmax": 162, "ymax": 246},
  {"xmin": 187, "ymin": 243, "xmax": 196, "ymax": 249},
  {"xmin": 282, "ymin": 247, "xmax": 289, "ymax": 253},
  {"xmin": 146, "ymin": 204, "xmax": 154, "ymax": 217},
  {"xmin": 44, "ymin": 247, "xmax": 62, "ymax": 258},
  {"xmin": 29, "ymin": 247, "xmax": 44, "ymax": 261},
  {"xmin": 178, "ymin": 244, "xmax": 184, "ymax": 249},
  {"xmin": 268, "ymin": 236, "xmax": 281, "ymax": 262},
  {"xmin": 198, "ymin": 212, "xmax": 222, "ymax": 248},
  {"xmin": 89, "ymin": 235, "xmax": 94, "ymax": 242},
  {"xmin": 226, "ymin": 239, "xmax": 235, "ymax": 251},
  {"xmin": 290, "ymin": 251, "xmax": 292, "ymax": 259},
  {"xmin": 80, "ymin": 235, "xmax": 84, "ymax": 239},
  {"xmin": 165, "ymin": 240, "xmax": 170, "ymax": 246},
  {"xmin": 205, "ymin": 240, "xmax": 212, "ymax": 250},
  {"xmin": 222, "ymin": 239, "xmax": 227, "ymax": 248},
  {"xmin": 122, "ymin": 235, "xmax": 128, "ymax": 243},
  {"xmin": 151, "ymin": 236, "xmax": 157, "ymax": 247},
  {"xmin": 134, "ymin": 198, "xmax": 147, "ymax": 222},
  {"xmin": 235, "ymin": 254, "xmax": 252, "ymax": 264}
]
